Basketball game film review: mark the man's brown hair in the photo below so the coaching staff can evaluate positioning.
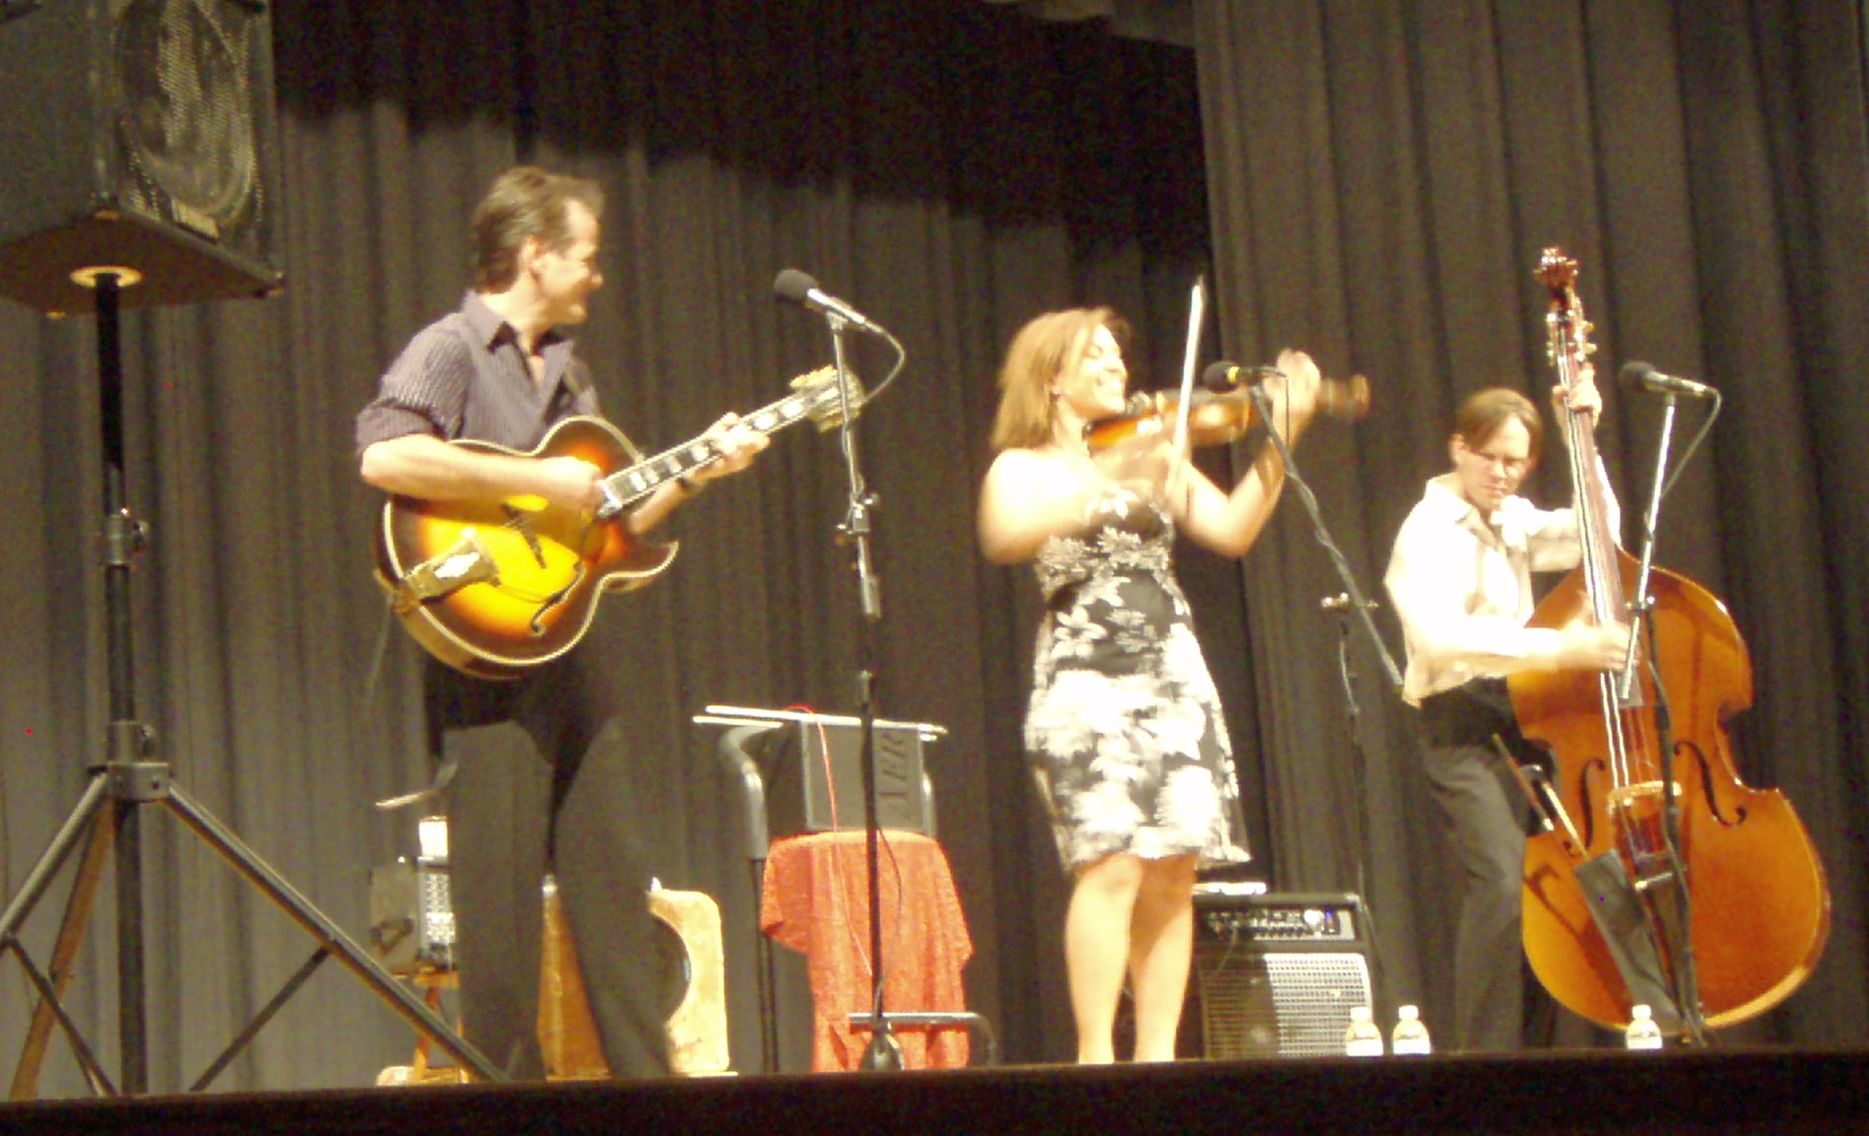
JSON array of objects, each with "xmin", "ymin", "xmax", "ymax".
[
  {"xmin": 1454, "ymin": 387, "xmax": 1543, "ymax": 458},
  {"xmin": 472, "ymin": 166, "xmax": 604, "ymax": 290}
]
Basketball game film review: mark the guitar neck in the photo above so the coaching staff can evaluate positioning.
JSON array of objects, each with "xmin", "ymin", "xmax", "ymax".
[{"xmin": 600, "ymin": 375, "xmax": 848, "ymax": 508}]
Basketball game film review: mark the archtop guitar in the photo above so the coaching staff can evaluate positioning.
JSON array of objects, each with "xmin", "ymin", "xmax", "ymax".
[{"xmin": 376, "ymin": 366, "xmax": 851, "ymax": 678}]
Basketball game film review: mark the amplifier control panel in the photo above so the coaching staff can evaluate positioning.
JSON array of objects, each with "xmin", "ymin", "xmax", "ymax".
[{"xmin": 1192, "ymin": 888, "xmax": 1361, "ymax": 944}]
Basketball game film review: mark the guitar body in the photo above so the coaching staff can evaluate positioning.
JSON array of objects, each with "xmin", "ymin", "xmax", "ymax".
[{"xmin": 375, "ymin": 417, "xmax": 677, "ymax": 680}]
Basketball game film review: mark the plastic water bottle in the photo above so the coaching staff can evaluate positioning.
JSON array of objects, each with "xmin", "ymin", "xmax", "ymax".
[
  {"xmin": 1624, "ymin": 1004, "xmax": 1664, "ymax": 1051},
  {"xmin": 1344, "ymin": 1005, "xmax": 1384, "ymax": 1057},
  {"xmin": 1391, "ymin": 1004, "xmax": 1432, "ymax": 1056}
]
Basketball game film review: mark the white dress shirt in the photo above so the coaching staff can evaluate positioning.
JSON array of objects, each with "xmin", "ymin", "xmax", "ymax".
[{"xmin": 1384, "ymin": 471, "xmax": 1619, "ymax": 704}]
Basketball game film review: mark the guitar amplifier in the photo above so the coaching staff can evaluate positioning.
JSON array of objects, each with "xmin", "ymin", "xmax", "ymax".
[{"xmin": 1185, "ymin": 888, "xmax": 1373, "ymax": 1059}]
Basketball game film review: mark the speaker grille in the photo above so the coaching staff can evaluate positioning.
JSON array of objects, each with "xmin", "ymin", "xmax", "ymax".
[
  {"xmin": 1193, "ymin": 947, "xmax": 1373, "ymax": 1058},
  {"xmin": 112, "ymin": 0, "xmax": 263, "ymax": 245},
  {"xmin": 1184, "ymin": 891, "xmax": 1374, "ymax": 1059}
]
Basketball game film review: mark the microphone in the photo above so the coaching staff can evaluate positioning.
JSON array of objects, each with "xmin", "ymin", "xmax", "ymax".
[
  {"xmin": 1200, "ymin": 361, "xmax": 1283, "ymax": 392},
  {"xmin": 773, "ymin": 268, "xmax": 888, "ymax": 334},
  {"xmin": 1621, "ymin": 360, "xmax": 1715, "ymax": 399}
]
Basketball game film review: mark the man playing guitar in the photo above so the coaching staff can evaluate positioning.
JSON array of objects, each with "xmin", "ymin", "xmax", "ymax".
[{"xmin": 355, "ymin": 165, "xmax": 765, "ymax": 1079}]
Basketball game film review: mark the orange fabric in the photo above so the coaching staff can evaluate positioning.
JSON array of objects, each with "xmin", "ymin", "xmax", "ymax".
[{"xmin": 760, "ymin": 831, "xmax": 973, "ymax": 1071}]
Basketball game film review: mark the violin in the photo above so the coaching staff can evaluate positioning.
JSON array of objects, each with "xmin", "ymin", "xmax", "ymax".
[{"xmin": 1083, "ymin": 371, "xmax": 1370, "ymax": 452}]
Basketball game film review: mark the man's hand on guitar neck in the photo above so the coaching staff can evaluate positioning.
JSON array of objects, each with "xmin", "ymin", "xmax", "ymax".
[
  {"xmin": 687, "ymin": 411, "xmax": 769, "ymax": 487},
  {"xmin": 624, "ymin": 411, "xmax": 769, "ymax": 535}
]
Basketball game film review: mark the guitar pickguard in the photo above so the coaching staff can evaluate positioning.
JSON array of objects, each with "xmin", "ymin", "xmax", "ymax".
[{"xmin": 394, "ymin": 528, "xmax": 499, "ymax": 606}]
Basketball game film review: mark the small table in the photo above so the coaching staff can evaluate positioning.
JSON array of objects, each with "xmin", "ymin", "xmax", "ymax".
[{"xmin": 760, "ymin": 830, "xmax": 973, "ymax": 1071}]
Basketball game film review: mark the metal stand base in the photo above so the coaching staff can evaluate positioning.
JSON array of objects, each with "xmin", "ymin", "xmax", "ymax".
[
  {"xmin": 0, "ymin": 759, "xmax": 501, "ymax": 1096},
  {"xmin": 848, "ymin": 1011, "xmax": 997, "ymax": 1066},
  {"xmin": 0, "ymin": 273, "xmax": 499, "ymax": 1097}
]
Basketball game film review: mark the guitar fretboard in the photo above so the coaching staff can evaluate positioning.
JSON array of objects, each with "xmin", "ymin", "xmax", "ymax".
[{"xmin": 602, "ymin": 375, "xmax": 848, "ymax": 507}]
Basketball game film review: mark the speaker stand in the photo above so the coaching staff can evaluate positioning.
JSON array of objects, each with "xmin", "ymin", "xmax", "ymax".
[{"xmin": 0, "ymin": 273, "xmax": 501, "ymax": 1096}]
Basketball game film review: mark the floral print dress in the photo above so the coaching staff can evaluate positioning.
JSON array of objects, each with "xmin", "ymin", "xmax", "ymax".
[{"xmin": 1025, "ymin": 487, "xmax": 1250, "ymax": 870}]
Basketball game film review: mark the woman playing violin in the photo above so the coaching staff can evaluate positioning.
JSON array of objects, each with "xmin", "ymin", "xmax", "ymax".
[
  {"xmin": 977, "ymin": 306, "xmax": 1321, "ymax": 1063},
  {"xmin": 1383, "ymin": 376, "xmax": 1628, "ymax": 1053}
]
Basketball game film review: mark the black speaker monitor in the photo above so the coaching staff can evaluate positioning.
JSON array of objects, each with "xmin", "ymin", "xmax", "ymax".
[
  {"xmin": 1185, "ymin": 889, "xmax": 1374, "ymax": 1059},
  {"xmin": 0, "ymin": 0, "xmax": 283, "ymax": 313}
]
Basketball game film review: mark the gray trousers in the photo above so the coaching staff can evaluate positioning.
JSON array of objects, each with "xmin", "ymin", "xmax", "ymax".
[{"xmin": 1415, "ymin": 678, "xmax": 1554, "ymax": 1052}]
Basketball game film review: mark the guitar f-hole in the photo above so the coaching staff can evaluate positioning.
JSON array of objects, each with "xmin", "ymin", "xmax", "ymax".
[{"xmin": 528, "ymin": 563, "xmax": 586, "ymax": 637}]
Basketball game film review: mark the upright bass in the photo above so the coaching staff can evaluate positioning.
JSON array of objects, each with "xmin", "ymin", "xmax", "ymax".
[{"xmin": 1508, "ymin": 249, "xmax": 1829, "ymax": 1034}]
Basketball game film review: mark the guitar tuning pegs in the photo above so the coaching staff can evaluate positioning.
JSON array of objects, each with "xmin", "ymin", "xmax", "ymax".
[{"xmin": 791, "ymin": 364, "xmax": 837, "ymax": 390}]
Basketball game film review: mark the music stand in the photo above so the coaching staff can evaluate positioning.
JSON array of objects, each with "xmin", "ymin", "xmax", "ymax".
[
  {"xmin": 695, "ymin": 706, "xmax": 945, "ymax": 1072},
  {"xmin": 0, "ymin": 271, "xmax": 501, "ymax": 1095}
]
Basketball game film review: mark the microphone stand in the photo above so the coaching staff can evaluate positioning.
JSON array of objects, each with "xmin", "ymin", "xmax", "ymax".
[
  {"xmin": 1322, "ymin": 592, "xmax": 1388, "ymax": 1007},
  {"xmin": 823, "ymin": 312, "xmax": 902, "ymax": 1070},
  {"xmin": 1246, "ymin": 384, "xmax": 1401, "ymax": 694},
  {"xmin": 1247, "ymin": 381, "xmax": 1399, "ymax": 1011},
  {"xmin": 1615, "ymin": 390, "xmax": 1710, "ymax": 1046}
]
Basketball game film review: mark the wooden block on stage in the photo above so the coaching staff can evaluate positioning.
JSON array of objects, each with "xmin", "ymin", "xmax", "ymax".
[
  {"xmin": 539, "ymin": 882, "xmax": 611, "ymax": 1081},
  {"xmin": 651, "ymin": 887, "xmax": 731, "ymax": 1077},
  {"xmin": 540, "ymin": 882, "xmax": 732, "ymax": 1079}
]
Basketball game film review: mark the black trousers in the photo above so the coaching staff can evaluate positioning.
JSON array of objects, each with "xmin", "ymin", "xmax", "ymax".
[
  {"xmin": 1415, "ymin": 678, "xmax": 1554, "ymax": 1052},
  {"xmin": 426, "ymin": 654, "xmax": 671, "ymax": 1080}
]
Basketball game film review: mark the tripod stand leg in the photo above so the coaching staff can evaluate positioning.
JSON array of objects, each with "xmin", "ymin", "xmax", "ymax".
[
  {"xmin": 157, "ymin": 782, "xmax": 503, "ymax": 1081},
  {"xmin": 3, "ymin": 773, "xmax": 115, "ymax": 1100},
  {"xmin": 4, "ymin": 934, "xmax": 117, "ymax": 1097},
  {"xmin": 0, "ymin": 773, "xmax": 112, "ymax": 943}
]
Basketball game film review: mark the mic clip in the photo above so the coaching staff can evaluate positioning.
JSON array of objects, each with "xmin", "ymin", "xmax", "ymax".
[
  {"xmin": 1202, "ymin": 362, "xmax": 1285, "ymax": 393},
  {"xmin": 1320, "ymin": 593, "xmax": 1378, "ymax": 612}
]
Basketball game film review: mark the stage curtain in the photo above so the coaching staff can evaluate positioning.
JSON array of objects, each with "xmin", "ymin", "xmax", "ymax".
[
  {"xmin": 1193, "ymin": 0, "xmax": 1869, "ymax": 1044},
  {"xmin": 0, "ymin": 0, "xmax": 1213, "ymax": 1091}
]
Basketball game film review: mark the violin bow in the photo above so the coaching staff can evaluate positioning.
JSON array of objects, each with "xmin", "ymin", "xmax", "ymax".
[{"xmin": 1171, "ymin": 274, "xmax": 1206, "ymax": 459}]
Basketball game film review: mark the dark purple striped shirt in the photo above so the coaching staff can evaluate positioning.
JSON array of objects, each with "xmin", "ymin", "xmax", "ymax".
[{"xmin": 355, "ymin": 292, "xmax": 602, "ymax": 454}]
